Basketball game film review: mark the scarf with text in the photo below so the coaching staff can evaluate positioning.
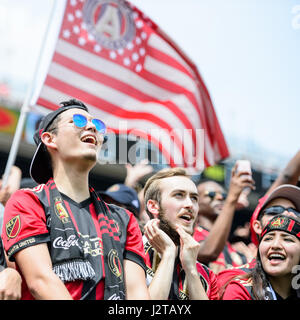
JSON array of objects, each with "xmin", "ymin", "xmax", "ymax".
[
  {"xmin": 144, "ymin": 238, "xmax": 210, "ymax": 300},
  {"xmin": 45, "ymin": 179, "xmax": 126, "ymax": 300}
]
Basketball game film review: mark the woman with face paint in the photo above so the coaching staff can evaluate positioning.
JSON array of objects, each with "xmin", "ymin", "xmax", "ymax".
[{"xmin": 221, "ymin": 214, "xmax": 300, "ymax": 300}]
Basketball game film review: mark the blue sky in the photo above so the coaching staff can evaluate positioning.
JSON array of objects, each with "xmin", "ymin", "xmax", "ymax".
[{"xmin": 1, "ymin": 0, "xmax": 299, "ymax": 171}]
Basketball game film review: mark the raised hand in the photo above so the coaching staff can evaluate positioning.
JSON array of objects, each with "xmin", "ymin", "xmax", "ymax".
[
  {"xmin": 176, "ymin": 224, "xmax": 200, "ymax": 272},
  {"xmin": 144, "ymin": 219, "xmax": 177, "ymax": 257}
]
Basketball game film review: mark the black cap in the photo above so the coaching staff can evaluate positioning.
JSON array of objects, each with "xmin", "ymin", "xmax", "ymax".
[
  {"xmin": 30, "ymin": 103, "xmax": 88, "ymax": 184},
  {"xmin": 98, "ymin": 184, "xmax": 141, "ymax": 216}
]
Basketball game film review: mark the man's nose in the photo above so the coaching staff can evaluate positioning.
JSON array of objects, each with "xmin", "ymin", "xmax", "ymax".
[
  {"xmin": 215, "ymin": 192, "xmax": 224, "ymax": 200},
  {"xmin": 184, "ymin": 196, "xmax": 194, "ymax": 207},
  {"xmin": 85, "ymin": 119, "xmax": 97, "ymax": 132}
]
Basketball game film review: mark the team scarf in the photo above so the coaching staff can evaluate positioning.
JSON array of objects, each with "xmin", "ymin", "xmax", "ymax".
[
  {"xmin": 144, "ymin": 239, "xmax": 187, "ymax": 299},
  {"xmin": 144, "ymin": 237, "xmax": 210, "ymax": 300},
  {"xmin": 45, "ymin": 179, "xmax": 126, "ymax": 300}
]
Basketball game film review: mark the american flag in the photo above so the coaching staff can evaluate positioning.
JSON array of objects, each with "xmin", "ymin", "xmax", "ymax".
[{"xmin": 36, "ymin": 0, "xmax": 229, "ymax": 171}]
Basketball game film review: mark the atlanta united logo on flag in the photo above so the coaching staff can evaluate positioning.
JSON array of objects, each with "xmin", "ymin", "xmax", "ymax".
[{"xmin": 83, "ymin": 0, "xmax": 135, "ymax": 50}]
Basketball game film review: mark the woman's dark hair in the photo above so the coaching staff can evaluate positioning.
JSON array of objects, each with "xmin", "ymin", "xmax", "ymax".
[{"xmin": 249, "ymin": 256, "xmax": 269, "ymax": 300}]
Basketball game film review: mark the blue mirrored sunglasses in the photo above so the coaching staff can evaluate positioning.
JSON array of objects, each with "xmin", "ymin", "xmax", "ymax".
[{"xmin": 73, "ymin": 114, "xmax": 106, "ymax": 134}]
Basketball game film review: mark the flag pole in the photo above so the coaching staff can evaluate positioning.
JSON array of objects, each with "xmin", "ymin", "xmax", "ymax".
[{"xmin": 1, "ymin": 0, "xmax": 58, "ymax": 188}]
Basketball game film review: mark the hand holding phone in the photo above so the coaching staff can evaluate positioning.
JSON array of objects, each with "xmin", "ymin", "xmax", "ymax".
[
  {"xmin": 236, "ymin": 160, "xmax": 252, "ymax": 176},
  {"xmin": 236, "ymin": 160, "xmax": 252, "ymax": 196}
]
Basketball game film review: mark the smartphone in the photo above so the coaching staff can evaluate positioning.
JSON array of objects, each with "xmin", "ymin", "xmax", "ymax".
[
  {"xmin": 236, "ymin": 160, "xmax": 252, "ymax": 175},
  {"xmin": 236, "ymin": 160, "xmax": 252, "ymax": 196}
]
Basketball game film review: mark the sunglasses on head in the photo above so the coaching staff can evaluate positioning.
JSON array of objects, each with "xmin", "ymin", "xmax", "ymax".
[
  {"xmin": 262, "ymin": 206, "xmax": 300, "ymax": 217},
  {"xmin": 73, "ymin": 114, "xmax": 106, "ymax": 134},
  {"xmin": 204, "ymin": 191, "xmax": 227, "ymax": 200}
]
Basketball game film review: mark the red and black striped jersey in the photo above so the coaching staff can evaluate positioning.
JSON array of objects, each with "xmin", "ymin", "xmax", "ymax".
[{"xmin": 2, "ymin": 183, "xmax": 146, "ymax": 300}]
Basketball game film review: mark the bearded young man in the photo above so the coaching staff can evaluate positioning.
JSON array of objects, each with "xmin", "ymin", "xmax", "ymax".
[
  {"xmin": 143, "ymin": 167, "xmax": 219, "ymax": 300},
  {"xmin": 2, "ymin": 99, "xmax": 149, "ymax": 300}
]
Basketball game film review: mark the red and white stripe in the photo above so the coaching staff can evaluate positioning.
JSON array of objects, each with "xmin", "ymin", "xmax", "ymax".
[{"xmin": 36, "ymin": 0, "xmax": 229, "ymax": 171}]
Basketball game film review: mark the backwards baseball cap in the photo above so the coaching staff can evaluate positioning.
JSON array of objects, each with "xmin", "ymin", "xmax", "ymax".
[
  {"xmin": 98, "ymin": 184, "xmax": 140, "ymax": 217},
  {"xmin": 260, "ymin": 214, "xmax": 300, "ymax": 242},
  {"xmin": 250, "ymin": 184, "xmax": 300, "ymax": 246},
  {"xmin": 30, "ymin": 101, "xmax": 88, "ymax": 184}
]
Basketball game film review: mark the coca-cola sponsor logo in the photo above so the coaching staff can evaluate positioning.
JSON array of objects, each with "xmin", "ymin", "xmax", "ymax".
[{"xmin": 53, "ymin": 235, "xmax": 81, "ymax": 250}]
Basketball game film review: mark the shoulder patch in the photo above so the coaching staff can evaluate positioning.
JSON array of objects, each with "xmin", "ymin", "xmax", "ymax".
[{"xmin": 6, "ymin": 215, "xmax": 21, "ymax": 239}]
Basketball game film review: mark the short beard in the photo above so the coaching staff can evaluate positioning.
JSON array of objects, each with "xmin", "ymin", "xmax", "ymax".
[{"xmin": 158, "ymin": 208, "xmax": 181, "ymax": 246}]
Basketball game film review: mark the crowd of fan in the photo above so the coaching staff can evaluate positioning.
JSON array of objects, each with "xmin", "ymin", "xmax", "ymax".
[{"xmin": 0, "ymin": 99, "xmax": 299, "ymax": 300}]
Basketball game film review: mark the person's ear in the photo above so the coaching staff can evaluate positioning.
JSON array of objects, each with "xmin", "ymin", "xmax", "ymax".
[
  {"xmin": 146, "ymin": 199, "xmax": 160, "ymax": 219},
  {"xmin": 252, "ymin": 219, "xmax": 263, "ymax": 237},
  {"xmin": 41, "ymin": 132, "xmax": 57, "ymax": 151}
]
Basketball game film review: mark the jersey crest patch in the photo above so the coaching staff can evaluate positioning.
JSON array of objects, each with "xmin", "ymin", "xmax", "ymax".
[
  {"xmin": 6, "ymin": 215, "xmax": 21, "ymax": 239},
  {"xmin": 54, "ymin": 197, "xmax": 70, "ymax": 223},
  {"xmin": 108, "ymin": 249, "xmax": 123, "ymax": 283}
]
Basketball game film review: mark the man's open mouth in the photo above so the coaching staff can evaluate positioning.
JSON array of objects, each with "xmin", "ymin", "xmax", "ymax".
[{"xmin": 81, "ymin": 135, "xmax": 97, "ymax": 145}]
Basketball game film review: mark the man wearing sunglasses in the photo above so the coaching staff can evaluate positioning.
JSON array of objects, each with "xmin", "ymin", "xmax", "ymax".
[
  {"xmin": 194, "ymin": 162, "xmax": 255, "ymax": 274},
  {"xmin": 2, "ymin": 99, "xmax": 150, "ymax": 300}
]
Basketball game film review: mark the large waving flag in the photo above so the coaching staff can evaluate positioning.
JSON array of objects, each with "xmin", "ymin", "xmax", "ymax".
[{"xmin": 36, "ymin": 0, "xmax": 229, "ymax": 171}]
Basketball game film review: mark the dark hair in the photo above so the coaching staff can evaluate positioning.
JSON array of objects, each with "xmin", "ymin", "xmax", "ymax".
[
  {"xmin": 249, "ymin": 257, "xmax": 269, "ymax": 300},
  {"xmin": 60, "ymin": 98, "xmax": 88, "ymax": 109},
  {"xmin": 46, "ymin": 113, "xmax": 61, "ymax": 134}
]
